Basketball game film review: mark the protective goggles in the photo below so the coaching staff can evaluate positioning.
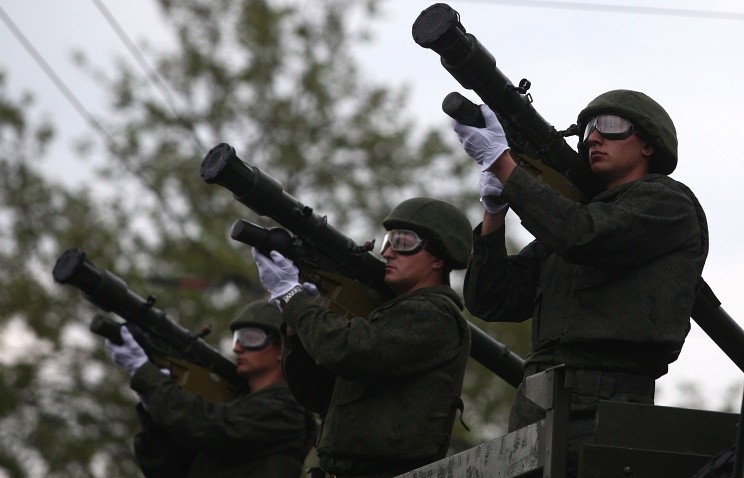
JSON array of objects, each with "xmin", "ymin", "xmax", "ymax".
[
  {"xmin": 380, "ymin": 229, "xmax": 426, "ymax": 255},
  {"xmin": 582, "ymin": 114, "xmax": 634, "ymax": 142},
  {"xmin": 233, "ymin": 327, "xmax": 274, "ymax": 350}
]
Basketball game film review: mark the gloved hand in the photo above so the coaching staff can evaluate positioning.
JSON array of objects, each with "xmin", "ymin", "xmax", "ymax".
[
  {"xmin": 106, "ymin": 326, "xmax": 148, "ymax": 375},
  {"xmin": 480, "ymin": 171, "xmax": 509, "ymax": 214},
  {"xmin": 251, "ymin": 248, "xmax": 301, "ymax": 301},
  {"xmin": 454, "ymin": 104, "xmax": 510, "ymax": 171}
]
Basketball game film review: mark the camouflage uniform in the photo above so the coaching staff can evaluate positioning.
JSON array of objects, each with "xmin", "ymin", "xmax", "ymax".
[
  {"xmin": 282, "ymin": 286, "xmax": 471, "ymax": 478},
  {"xmin": 130, "ymin": 363, "xmax": 314, "ymax": 478},
  {"xmin": 130, "ymin": 300, "xmax": 315, "ymax": 478},
  {"xmin": 464, "ymin": 90, "xmax": 709, "ymax": 475},
  {"xmin": 466, "ymin": 167, "xmax": 708, "ymax": 377}
]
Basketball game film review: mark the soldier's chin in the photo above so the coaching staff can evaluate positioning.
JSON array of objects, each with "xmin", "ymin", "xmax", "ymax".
[{"xmin": 384, "ymin": 276, "xmax": 408, "ymax": 295}]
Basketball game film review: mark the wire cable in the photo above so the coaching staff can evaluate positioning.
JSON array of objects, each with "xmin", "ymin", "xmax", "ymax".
[
  {"xmin": 0, "ymin": 4, "xmax": 118, "ymax": 148},
  {"xmin": 89, "ymin": 0, "xmax": 206, "ymax": 151},
  {"xmin": 454, "ymin": 0, "xmax": 744, "ymax": 21},
  {"xmin": 0, "ymin": 4, "xmax": 184, "ymax": 223}
]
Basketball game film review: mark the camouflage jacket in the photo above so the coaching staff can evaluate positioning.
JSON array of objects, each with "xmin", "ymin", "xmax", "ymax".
[
  {"xmin": 282, "ymin": 285, "xmax": 471, "ymax": 477},
  {"xmin": 130, "ymin": 363, "xmax": 315, "ymax": 478},
  {"xmin": 465, "ymin": 167, "xmax": 708, "ymax": 377}
]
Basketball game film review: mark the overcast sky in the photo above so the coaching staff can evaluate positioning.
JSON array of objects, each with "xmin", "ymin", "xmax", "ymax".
[{"xmin": 1, "ymin": 0, "xmax": 743, "ymax": 409}]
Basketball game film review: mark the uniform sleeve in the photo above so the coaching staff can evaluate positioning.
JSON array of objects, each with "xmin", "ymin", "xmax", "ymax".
[
  {"xmin": 504, "ymin": 167, "xmax": 704, "ymax": 267},
  {"xmin": 282, "ymin": 330, "xmax": 335, "ymax": 414},
  {"xmin": 133, "ymin": 403, "xmax": 195, "ymax": 478},
  {"xmin": 130, "ymin": 363, "xmax": 308, "ymax": 456},
  {"xmin": 283, "ymin": 293, "xmax": 468, "ymax": 382},
  {"xmin": 464, "ymin": 225, "xmax": 541, "ymax": 323}
]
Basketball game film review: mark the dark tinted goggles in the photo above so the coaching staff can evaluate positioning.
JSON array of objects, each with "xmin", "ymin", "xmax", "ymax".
[
  {"xmin": 583, "ymin": 114, "xmax": 634, "ymax": 142},
  {"xmin": 233, "ymin": 327, "xmax": 274, "ymax": 350},
  {"xmin": 380, "ymin": 229, "xmax": 426, "ymax": 255}
]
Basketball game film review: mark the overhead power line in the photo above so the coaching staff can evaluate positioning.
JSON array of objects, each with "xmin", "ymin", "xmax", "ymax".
[
  {"xmin": 0, "ymin": 4, "xmax": 183, "ymax": 221},
  {"xmin": 0, "ymin": 4, "xmax": 117, "ymax": 148},
  {"xmin": 89, "ymin": 0, "xmax": 206, "ymax": 151},
  {"xmin": 459, "ymin": 0, "xmax": 744, "ymax": 21}
]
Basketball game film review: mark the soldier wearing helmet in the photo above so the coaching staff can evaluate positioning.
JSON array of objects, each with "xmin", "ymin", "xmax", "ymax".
[
  {"xmin": 577, "ymin": 89, "xmax": 678, "ymax": 175},
  {"xmin": 251, "ymin": 197, "xmax": 472, "ymax": 477},
  {"xmin": 106, "ymin": 299, "xmax": 316, "ymax": 478},
  {"xmin": 380, "ymin": 197, "xmax": 473, "ymax": 289},
  {"xmin": 453, "ymin": 90, "xmax": 708, "ymax": 476}
]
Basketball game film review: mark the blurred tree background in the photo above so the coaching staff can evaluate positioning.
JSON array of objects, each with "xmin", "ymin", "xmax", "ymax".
[{"xmin": 0, "ymin": 1, "xmax": 532, "ymax": 476}]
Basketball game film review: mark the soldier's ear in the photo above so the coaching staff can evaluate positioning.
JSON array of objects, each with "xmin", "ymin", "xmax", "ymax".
[{"xmin": 642, "ymin": 143, "xmax": 654, "ymax": 158}]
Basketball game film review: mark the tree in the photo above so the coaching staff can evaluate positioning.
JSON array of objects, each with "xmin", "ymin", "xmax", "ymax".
[
  {"xmin": 0, "ymin": 1, "xmax": 530, "ymax": 476},
  {"xmin": 0, "ymin": 70, "xmax": 147, "ymax": 477}
]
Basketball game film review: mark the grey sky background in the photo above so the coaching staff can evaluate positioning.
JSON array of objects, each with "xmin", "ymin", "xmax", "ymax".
[{"xmin": 1, "ymin": 0, "xmax": 743, "ymax": 409}]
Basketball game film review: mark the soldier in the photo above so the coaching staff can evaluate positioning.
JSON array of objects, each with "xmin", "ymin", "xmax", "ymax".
[
  {"xmin": 105, "ymin": 299, "xmax": 316, "ymax": 478},
  {"xmin": 453, "ymin": 90, "xmax": 708, "ymax": 475},
  {"xmin": 251, "ymin": 197, "xmax": 473, "ymax": 478}
]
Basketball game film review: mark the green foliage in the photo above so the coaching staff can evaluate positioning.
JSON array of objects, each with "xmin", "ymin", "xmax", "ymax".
[{"xmin": 0, "ymin": 72, "xmax": 144, "ymax": 477}]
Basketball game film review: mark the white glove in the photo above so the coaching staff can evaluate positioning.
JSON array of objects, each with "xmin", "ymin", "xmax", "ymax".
[
  {"xmin": 480, "ymin": 171, "xmax": 508, "ymax": 214},
  {"xmin": 454, "ymin": 104, "xmax": 510, "ymax": 171},
  {"xmin": 106, "ymin": 326, "xmax": 148, "ymax": 375},
  {"xmin": 251, "ymin": 248, "xmax": 301, "ymax": 301}
]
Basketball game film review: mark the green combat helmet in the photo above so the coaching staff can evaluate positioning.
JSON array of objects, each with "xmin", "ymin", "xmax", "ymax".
[
  {"xmin": 230, "ymin": 299, "xmax": 283, "ymax": 335},
  {"xmin": 577, "ymin": 89, "xmax": 678, "ymax": 175},
  {"xmin": 382, "ymin": 197, "xmax": 472, "ymax": 270}
]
